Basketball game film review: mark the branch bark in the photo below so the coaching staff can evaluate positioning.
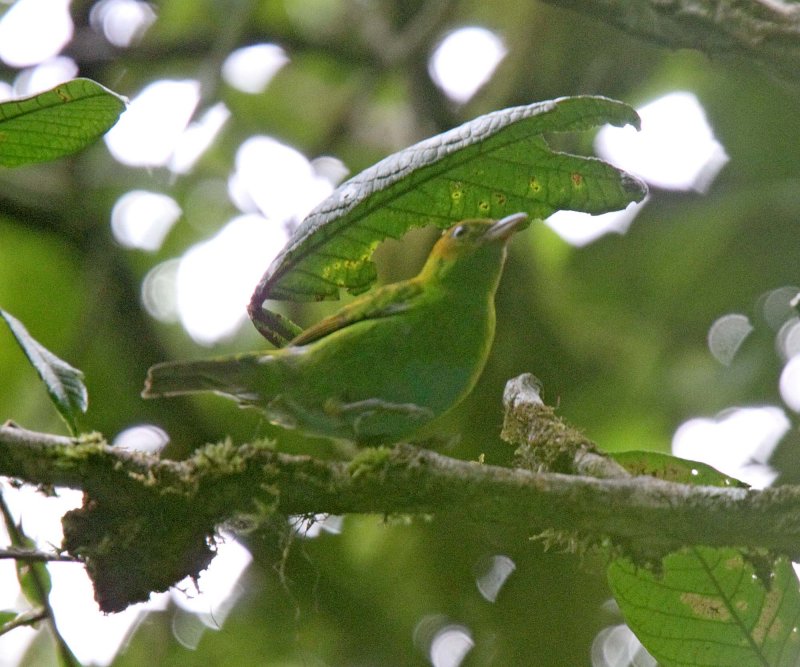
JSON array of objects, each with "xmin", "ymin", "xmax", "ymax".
[
  {"xmin": 0, "ymin": 415, "xmax": 799, "ymax": 555},
  {"xmin": 2, "ymin": 374, "xmax": 800, "ymax": 611},
  {"xmin": 540, "ymin": 0, "xmax": 800, "ymax": 81}
]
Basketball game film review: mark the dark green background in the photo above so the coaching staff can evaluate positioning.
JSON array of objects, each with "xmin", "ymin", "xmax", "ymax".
[{"xmin": 1, "ymin": 1, "xmax": 798, "ymax": 664}]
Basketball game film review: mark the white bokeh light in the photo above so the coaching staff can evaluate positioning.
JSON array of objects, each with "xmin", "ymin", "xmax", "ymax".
[
  {"xmin": 429, "ymin": 625, "xmax": 474, "ymax": 667},
  {"xmin": 545, "ymin": 199, "xmax": 647, "ymax": 247},
  {"xmin": 474, "ymin": 554, "xmax": 516, "ymax": 603},
  {"xmin": 228, "ymin": 136, "xmax": 339, "ymax": 223},
  {"xmin": 429, "ymin": 27, "xmax": 506, "ymax": 104},
  {"xmin": 112, "ymin": 423, "xmax": 170, "ymax": 453},
  {"xmin": 0, "ymin": 483, "xmax": 252, "ymax": 665},
  {"xmin": 172, "ymin": 532, "xmax": 251, "ymax": 624},
  {"xmin": 760, "ymin": 285, "xmax": 800, "ymax": 330},
  {"xmin": 707, "ymin": 313, "xmax": 753, "ymax": 366},
  {"xmin": 176, "ymin": 214, "xmax": 289, "ymax": 344},
  {"xmin": 595, "ymin": 91, "xmax": 729, "ymax": 193},
  {"xmin": 222, "ymin": 43, "xmax": 288, "ymax": 94},
  {"xmin": 0, "ymin": 0, "xmax": 73, "ymax": 67},
  {"xmin": 0, "ymin": 500, "xmax": 38, "ymax": 665},
  {"xmin": 672, "ymin": 407, "xmax": 789, "ymax": 488},
  {"xmin": 0, "ymin": 480, "xmax": 167, "ymax": 666},
  {"xmin": 180, "ymin": 137, "xmax": 347, "ymax": 343},
  {"xmin": 777, "ymin": 318, "xmax": 800, "ymax": 361},
  {"xmin": 141, "ymin": 258, "xmax": 180, "ymax": 323},
  {"xmin": 291, "ymin": 513, "xmax": 344, "ymax": 539},
  {"xmin": 591, "ymin": 624, "xmax": 656, "ymax": 667},
  {"xmin": 0, "ymin": 481, "xmax": 80, "ymax": 548},
  {"xmin": 0, "ymin": 616, "xmax": 35, "ymax": 667},
  {"xmin": 105, "ymin": 79, "xmax": 200, "ymax": 167},
  {"xmin": 0, "ymin": 80, "xmax": 13, "ymax": 102},
  {"xmin": 90, "ymin": 0, "xmax": 157, "ymax": 48},
  {"xmin": 549, "ymin": 91, "xmax": 729, "ymax": 246},
  {"xmin": 50, "ymin": 568, "xmax": 169, "ymax": 666},
  {"xmin": 169, "ymin": 101, "xmax": 230, "ymax": 174},
  {"xmin": 780, "ymin": 356, "xmax": 800, "ymax": 412},
  {"xmin": 111, "ymin": 190, "xmax": 182, "ymax": 251},
  {"xmin": 13, "ymin": 55, "xmax": 78, "ymax": 97}
]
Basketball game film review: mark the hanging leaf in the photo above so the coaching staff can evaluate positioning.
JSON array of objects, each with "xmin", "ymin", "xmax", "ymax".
[
  {"xmin": 609, "ymin": 548, "xmax": 800, "ymax": 667},
  {"xmin": 249, "ymin": 95, "xmax": 647, "ymax": 345},
  {"xmin": 1, "ymin": 309, "xmax": 87, "ymax": 435},
  {"xmin": 0, "ymin": 78, "xmax": 127, "ymax": 167},
  {"xmin": 14, "ymin": 535, "xmax": 52, "ymax": 607}
]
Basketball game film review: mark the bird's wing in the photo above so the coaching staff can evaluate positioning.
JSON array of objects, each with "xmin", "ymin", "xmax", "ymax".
[{"xmin": 289, "ymin": 280, "xmax": 425, "ymax": 346}]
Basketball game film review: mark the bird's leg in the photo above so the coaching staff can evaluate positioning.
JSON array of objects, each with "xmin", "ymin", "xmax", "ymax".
[
  {"xmin": 331, "ymin": 398, "xmax": 434, "ymax": 421},
  {"xmin": 324, "ymin": 398, "xmax": 434, "ymax": 441}
]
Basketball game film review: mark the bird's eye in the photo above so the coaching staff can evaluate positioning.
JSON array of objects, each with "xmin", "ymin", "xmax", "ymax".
[{"xmin": 452, "ymin": 224, "xmax": 468, "ymax": 239}]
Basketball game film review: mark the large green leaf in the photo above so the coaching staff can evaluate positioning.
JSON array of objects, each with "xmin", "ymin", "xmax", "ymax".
[
  {"xmin": 249, "ymin": 96, "xmax": 647, "ymax": 345},
  {"xmin": 609, "ymin": 548, "xmax": 800, "ymax": 667},
  {"xmin": 0, "ymin": 308, "xmax": 87, "ymax": 434},
  {"xmin": 0, "ymin": 78, "xmax": 126, "ymax": 167}
]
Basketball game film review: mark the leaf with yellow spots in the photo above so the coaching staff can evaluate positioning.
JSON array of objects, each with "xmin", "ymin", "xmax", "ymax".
[
  {"xmin": 249, "ymin": 96, "xmax": 647, "ymax": 345},
  {"xmin": 608, "ymin": 547, "xmax": 800, "ymax": 666}
]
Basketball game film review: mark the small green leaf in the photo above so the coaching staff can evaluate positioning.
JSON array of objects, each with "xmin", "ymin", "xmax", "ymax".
[
  {"xmin": 0, "ymin": 78, "xmax": 126, "ymax": 167},
  {"xmin": 612, "ymin": 450, "xmax": 748, "ymax": 488},
  {"xmin": 609, "ymin": 548, "xmax": 800, "ymax": 667},
  {"xmin": 250, "ymin": 95, "xmax": 646, "ymax": 345},
  {"xmin": 1, "ymin": 308, "xmax": 87, "ymax": 434},
  {"xmin": 9, "ymin": 532, "xmax": 52, "ymax": 608},
  {"xmin": 0, "ymin": 610, "xmax": 18, "ymax": 627},
  {"xmin": 17, "ymin": 561, "xmax": 52, "ymax": 608}
]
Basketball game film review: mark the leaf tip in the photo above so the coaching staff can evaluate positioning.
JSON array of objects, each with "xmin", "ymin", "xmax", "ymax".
[{"xmin": 621, "ymin": 172, "xmax": 648, "ymax": 202}]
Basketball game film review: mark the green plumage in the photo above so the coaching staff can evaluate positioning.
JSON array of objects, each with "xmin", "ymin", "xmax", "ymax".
[{"xmin": 143, "ymin": 214, "xmax": 528, "ymax": 445}]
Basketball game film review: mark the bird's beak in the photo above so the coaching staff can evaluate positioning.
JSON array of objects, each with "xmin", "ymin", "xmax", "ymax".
[{"xmin": 485, "ymin": 212, "xmax": 529, "ymax": 242}]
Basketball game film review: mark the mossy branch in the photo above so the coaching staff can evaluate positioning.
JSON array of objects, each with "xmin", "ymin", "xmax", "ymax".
[{"xmin": 2, "ymin": 375, "xmax": 800, "ymax": 611}]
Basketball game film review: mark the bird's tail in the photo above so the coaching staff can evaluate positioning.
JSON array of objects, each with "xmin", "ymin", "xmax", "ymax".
[{"xmin": 142, "ymin": 354, "xmax": 266, "ymax": 403}]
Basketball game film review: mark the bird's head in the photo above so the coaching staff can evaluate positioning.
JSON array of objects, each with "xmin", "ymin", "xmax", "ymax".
[
  {"xmin": 433, "ymin": 213, "xmax": 529, "ymax": 259},
  {"xmin": 420, "ymin": 213, "xmax": 529, "ymax": 285}
]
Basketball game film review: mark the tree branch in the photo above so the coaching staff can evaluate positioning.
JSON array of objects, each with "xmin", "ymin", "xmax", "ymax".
[
  {"xmin": 0, "ymin": 548, "xmax": 80, "ymax": 563},
  {"xmin": 540, "ymin": 0, "xmax": 800, "ymax": 81},
  {"xmin": 0, "ymin": 415, "xmax": 797, "ymax": 554},
  {"xmin": 2, "ymin": 375, "xmax": 800, "ymax": 611}
]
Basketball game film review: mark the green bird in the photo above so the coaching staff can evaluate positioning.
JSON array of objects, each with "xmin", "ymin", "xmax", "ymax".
[{"xmin": 143, "ymin": 213, "xmax": 529, "ymax": 446}]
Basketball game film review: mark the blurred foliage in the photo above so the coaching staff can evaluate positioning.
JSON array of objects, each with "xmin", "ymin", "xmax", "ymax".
[{"xmin": 2, "ymin": 0, "xmax": 800, "ymax": 665}]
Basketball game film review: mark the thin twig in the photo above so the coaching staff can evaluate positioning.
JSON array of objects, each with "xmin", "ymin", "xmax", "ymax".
[
  {"xmin": 0, "ymin": 608, "xmax": 48, "ymax": 636},
  {"xmin": 0, "ymin": 548, "xmax": 82, "ymax": 563},
  {"xmin": 0, "ymin": 492, "xmax": 80, "ymax": 667}
]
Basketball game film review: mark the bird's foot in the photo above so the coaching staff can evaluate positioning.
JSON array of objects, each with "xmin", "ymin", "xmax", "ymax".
[{"xmin": 324, "ymin": 397, "xmax": 434, "ymax": 442}]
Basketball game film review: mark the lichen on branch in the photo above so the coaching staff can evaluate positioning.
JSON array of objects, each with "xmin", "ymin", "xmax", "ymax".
[{"xmin": 2, "ymin": 376, "xmax": 800, "ymax": 611}]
